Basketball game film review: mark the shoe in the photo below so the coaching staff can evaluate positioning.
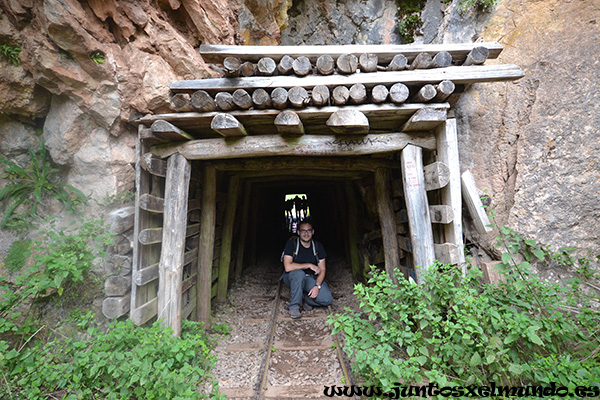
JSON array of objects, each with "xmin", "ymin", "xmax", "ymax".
[
  {"xmin": 289, "ymin": 306, "xmax": 301, "ymax": 319},
  {"xmin": 302, "ymin": 294, "xmax": 313, "ymax": 311}
]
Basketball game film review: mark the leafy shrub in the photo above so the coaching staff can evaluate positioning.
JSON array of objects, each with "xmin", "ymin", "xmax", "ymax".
[
  {"xmin": 0, "ymin": 141, "xmax": 87, "ymax": 229},
  {"xmin": 90, "ymin": 50, "xmax": 106, "ymax": 64},
  {"xmin": 4, "ymin": 239, "xmax": 31, "ymax": 273},
  {"xmin": 329, "ymin": 230, "xmax": 600, "ymax": 397},
  {"xmin": 0, "ymin": 43, "xmax": 21, "ymax": 65},
  {"xmin": 396, "ymin": 0, "xmax": 427, "ymax": 43},
  {"xmin": 0, "ymin": 319, "xmax": 222, "ymax": 399},
  {"xmin": 458, "ymin": 0, "xmax": 497, "ymax": 13}
]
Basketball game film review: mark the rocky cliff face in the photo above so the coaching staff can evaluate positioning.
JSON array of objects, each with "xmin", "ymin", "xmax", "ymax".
[{"xmin": 1, "ymin": 0, "xmax": 598, "ymax": 259}]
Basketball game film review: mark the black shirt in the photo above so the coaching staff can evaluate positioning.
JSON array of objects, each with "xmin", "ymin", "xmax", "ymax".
[{"xmin": 283, "ymin": 238, "xmax": 327, "ymax": 276}]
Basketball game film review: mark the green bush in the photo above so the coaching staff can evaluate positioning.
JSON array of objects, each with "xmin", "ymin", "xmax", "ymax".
[
  {"xmin": 458, "ymin": 0, "xmax": 497, "ymax": 13},
  {"xmin": 0, "ymin": 319, "xmax": 222, "ymax": 399},
  {"xmin": 329, "ymin": 230, "xmax": 600, "ymax": 398},
  {"xmin": 0, "ymin": 44, "xmax": 21, "ymax": 65},
  {"xmin": 4, "ymin": 239, "xmax": 32, "ymax": 273},
  {"xmin": 0, "ymin": 141, "xmax": 87, "ymax": 229}
]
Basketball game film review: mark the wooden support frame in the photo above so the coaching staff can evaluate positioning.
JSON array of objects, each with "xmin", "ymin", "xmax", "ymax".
[
  {"xmin": 216, "ymin": 175, "xmax": 240, "ymax": 302},
  {"xmin": 374, "ymin": 168, "xmax": 401, "ymax": 284},
  {"xmin": 401, "ymin": 145, "xmax": 435, "ymax": 283},
  {"xmin": 345, "ymin": 181, "xmax": 362, "ymax": 282},
  {"xmin": 234, "ymin": 180, "xmax": 252, "ymax": 281},
  {"xmin": 157, "ymin": 153, "xmax": 191, "ymax": 337},
  {"xmin": 462, "ymin": 170, "xmax": 493, "ymax": 235},
  {"xmin": 196, "ymin": 165, "xmax": 217, "ymax": 324}
]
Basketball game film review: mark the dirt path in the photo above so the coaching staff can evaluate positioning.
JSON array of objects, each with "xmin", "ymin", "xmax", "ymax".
[{"xmin": 211, "ymin": 254, "xmax": 361, "ymax": 399}]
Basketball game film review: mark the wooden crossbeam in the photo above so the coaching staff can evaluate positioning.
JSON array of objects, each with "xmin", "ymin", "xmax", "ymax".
[
  {"xmin": 326, "ymin": 109, "xmax": 369, "ymax": 134},
  {"xmin": 211, "ymin": 113, "xmax": 248, "ymax": 137},
  {"xmin": 206, "ymin": 157, "xmax": 400, "ymax": 172},
  {"xmin": 423, "ymin": 161, "xmax": 450, "ymax": 191},
  {"xmin": 401, "ymin": 108, "xmax": 447, "ymax": 132},
  {"xmin": 274, "ymin": 110, "xmax": 304, "ymax": 135},
  {"xmin": 434, "ymin": 243, "xmax": 461, "ymax": 264},
  {"xmin": 139, "ymin": 193, "xmax": 164, "ymax": 213},
  {"xmin": 171, "ymin": 65, "xmax": 524, "ymax": 95},
  {"xmin": 151, "ymin": 132, "xmax": 436, "ymax": 160},
  {"xmin": 102, "ymin": 295, "xmax": 130, "ymax": 319},
  {"xmin": 134, "ymin": 250, "xmax": 198, "ymax": 287},
  {"xmin": 140, "ymin": 153, "xmax": 167, "ymax": 177},
  {"xmin": 130, "ymin": 297, "xmax": 157, "ymax": 326},
  {"xmin": 198, "ymin": 42, "xmax": 504, "ymax": 64},
  {"xmin": 429, "ymin": 205, "xmax": 454, "ymax": 224},
  {"xmin": 151, "ymin": 120, "xmax": 194, "ymax": 141}
]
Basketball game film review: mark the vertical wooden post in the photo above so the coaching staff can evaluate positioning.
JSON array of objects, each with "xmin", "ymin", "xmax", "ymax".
[
  {"xmin": 374, "ymin": 168, "xmax": 400, "ymax": 284},
  {"xmin": 345, "ymin": 181, "xmax": 362, "ymax": 282},
  {"xmin": 436, "ymin": 119, "xmax": 466, "ymax": 273},
  {"xmin": 402, "ymin": 145, "xmax": 435, "ymax": 284},
  {"xmin": 157, "ymin": 153, "xmax": 191, "ymax": 337},
  {"xmin": 196, "ymin": 165, "xmax": 216, "ymax": 324},
  {"xmin": 248, "ymin": 186, "xmax": 260, "ymax": 266},
  {"xmin": 217, "ymin": 175, "xmax": 240, "ymax": 302},
  {"xmin": 234, "ymin": 180, "xmax": 251, "ymax": 280}
]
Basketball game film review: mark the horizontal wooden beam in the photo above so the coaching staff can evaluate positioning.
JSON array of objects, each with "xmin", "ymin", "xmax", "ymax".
[
  {"xmin": 130, "ymin": 297, "xmax": 157, "ymax": 326},
  {"xmin": 429, "ymin": 205, "xmax": 454, "ymax": 224},
  {"xmin": 171, "ymin": 65, "xmax": 524, "ymax": 95},
  {"xmin": 211, "ymin": 113, "xmax": 248, "ymax": 137},
  {"xmin": 434, "ymin": 243, "xmax": 461, "ymax": 265},
  {"xmin": 102, "ymin": 295, "xmax": 130, "ymax": 319},
  {"xmin": 326, "ymin": 109, "xmax": 370, "ymax": 134},
  {"xmin": 150, "ymin": 132, "xmax": 436, "ymax": 160},
  {"xmin": 401, "ymin": 108, "xmax": 447, "ymax": 132},
  {"xmin": 140, "ymin": 153, "xmax": 167, "ymax": 177},
  {"xmin": 424, "ymin": 161, "xmax": 450, "ymax": 191},
  {"xmin": 151, "ymin": 120, "xmax": 194, "ymax": 141},
  {"xmin": 139, "ymin": 193, "xmax": 164, "ymax": 213},
  {"xmin": 198, "ymin": 42, "xmax": 504, "ymax": 64},
  {"xmin": 205, "ymin": 156, "xmax": 400, "ymax": 171},
  {"xmin": 134, "ymin": 250, "xmax": 199, "ymax": 286},
  {"xmin": 139, "ymin": 223, "xmax": 200, "ymax": 245}
]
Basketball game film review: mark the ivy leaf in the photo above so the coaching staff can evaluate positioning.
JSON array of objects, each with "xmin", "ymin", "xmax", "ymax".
[{"xmin": 469, "ymin": 352, "xmax": 481, "ymax": 367}]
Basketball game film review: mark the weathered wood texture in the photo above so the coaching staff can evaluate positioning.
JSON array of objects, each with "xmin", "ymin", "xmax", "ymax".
[
  {"xmin": 436, "ymin": 119, "xmax": 466, "ymax": 269},
  {"xmin": 103, "ymin": 295, "xmax": 131, "ymax": 319},
  {"xmin": 171, "ymin": 65, "xmax": 524, "ymax": 95},
  {"xmin": 345, "ymin": 181, "xmax": 362, "ymax": 281},
  {"xmin": 401, "ymin": 144, "xmax": 435, "ymax": 284},
  {"xmin": 216, "ymin": 175, "xmax": 239, "ymax": 302},
  {"xmin": 151, "ymin": 132, "xmax": 436, "ymax": 160},
  {"xmin": 207, "ymin": 157, "xmax": 400, "ymax": 172},
  {"xmin": 234, "ymin": 181, "xmax": 251, "ymax": 280},
  {"xmin": 151, "ymin": 120, "xmax": 193, "ymax": 141},
  {"xmin": 423, "ymin": 161, "xmax": 450, "ymax": 191},
  {"xmin": 198, "ymin": 42, "xmax": 504, "ymax": 64},
  {"xmin": 274, "ymin": 110, "xmax": 305, "ymax": 135},
  {"xmin": 326, "ymin": 109, "xmax": 369, "ymax": 134},
  {"xmin": 211, "ymin": 113, "xmax": 248, "ymax": 137},
  {"xmin": 461, "ymin": 169, "xmax": 493, "ymax": 235},
  {"xmin": 311, "ymin": 85, "xmax": 330, "ymax": 106},
  {"xmin": 157, "ymin": 153, "xmax": 191, "ymax": 337},
  {"xmin": 401, "ymin": 108, "xmax": 447, "ymax": 132},
  {"xmin": 191, "ymin": 90, "xmax": 217, "ymax": 112},
  {"xmin": 197, "ymin": 166, "xmax": 216, "ymax": 324},
  {"xmin": 375, "ymin": 169, "xmax": 400, "ymax": 284},
  {"xmin": 429, "ymin": 205, "xmax": 454, "ymax": 224}
]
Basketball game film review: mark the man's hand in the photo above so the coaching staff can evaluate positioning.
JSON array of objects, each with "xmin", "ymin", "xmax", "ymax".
[
  {"xmin": 308, "ymin": 264, "xmax": 321, "ymax": 276},
  {"xmin": 308, "ymin": 285, "xmax": 320, "ymax": 298}
]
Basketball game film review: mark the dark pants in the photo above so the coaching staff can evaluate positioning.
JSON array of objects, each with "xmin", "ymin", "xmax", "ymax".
[{"xmin": 281, "ymin": 270, "xmax": 333, "ymax": 309}]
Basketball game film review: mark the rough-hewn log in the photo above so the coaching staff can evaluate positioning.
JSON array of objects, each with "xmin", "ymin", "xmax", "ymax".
[
  {"xmin": 197, "ymin": 165, "xmax": 216, "ymax": 324},
  {"xmin": 211, "ymin": 113, "xmax": 248, "ymax": 137},
  {"xmin": 240, "ymin": 61, "xmax": 256, "ymax": 77},
  {"xmin": 388, "ymin": 54, "xmax": 408, "ymax": 71},
  {"xmin": 170, "ymin": 93, "xmax": 193, "ymax": 112},
  {"xmin": 401, "ymin": 144, "xmax": 435, "ymax": 284},
  {"xmin": 409, "ymin": 52, "xmax": 433, "ymax": 70},
  {"xmin": 349, "ymin": 83, "xmax": 367, "ymax": 104},
  {"xmin": 461, "ymin": 170, "xmax": 493, "ymax": 234},
  {"xmin": 151, "ymin": 120, "xmax": 193, "ymax": 141},
  {"xmin": 431, "ymin": 51, "xmax": 452, "ymax": 68},
  {"xmin": 434, "ymin": 243, "xmax": 461, "ymax": 264},
  {"xmin": 271, "ymin": 87, "xmax": 289, "ymax": 109},
  {"xmin": 234, "ymin": 181, "xmax": 251, "ymax": 280},
  {"xmin": 359, "ymin": 53, "xmax": 378, "ymax": 72},
  {"xmin": 401, "ymin": 108, "xmax": 447, "ymax": 132},
  {"xmin": 424, "ymin": 161, "xmax": 450, "ymax": 191},
  {"xmin": 215, "ymin": 92, "xmax": 235, "ymax": 111},
  {"xmin": 288, "ymin": 86, "xmax": 311, "ymax": 108},
  {"xmin": 274, "ymin": 110, "xmax": 305, "ymax": 135},
  {"xmin": 412, "ymin": 84, "xmax": 437, "ymax": 103},
  {"xmin": 252, "ymin": 88, "xmax": 271, "ymax": 109},
  {"xmin": 389, "ymin": 83, "xmax": 410, "ymax": 104},
  {"xmin": 216, "ymin": 175, "xmax": 239, "ymax": 302},
  {"xmin": 316, "ymin": 54, "xmax": 335, "ymax": 75},
  {"xmin": 292, "ymin": 56, "xmax": 312, "ymax": 76},
  {"xmin": 223, "ymin": 56, "xmax": 241, "ymax": 77},
  {"xmin": 153, "ymin": 132, "xmax": 436, "ymax": 160},
  {"xmin": 463, "ymin": 46, "xmax": 489, "ymax": 66},
  {"xmin": 429, "ymin": 205, "xmax": 454, "ymax": 224},
  {"xmin": 257, "ymin": 57, "xmax": 276, "ymax": 76},
  {"xmin": 433, "ymin": 80, "xmax": 456, "ymax": 102},
  {"xmin": 190, "ymin": 90, "xmax": 217, "ymax": 112},
  {"xmin": 277, "ymin": 55, "xmax": 294, "ymax": 75},
  {"xmin": 140, "ymin": 152, "xmax": 167, "ymax": 177},
  {"xmin": 375, "ymin": 168, "xmax": 400, "ymax": 284},
  {"xmin": 336, "ymin": 53, "xmax": 358, "ymax": 74},
  {"xmin": 139, "ymin": 193, "xmax": 164, "ymax": 213},
  {"xmin": 102, "ymin": 295, "xmax": 130, "ymax": 319},
  {"xmin": 311, "ymin": 85, "xmax": 330, "ymax": 106},
  {"xmin": 326, "ymin": 109, "xmax": 369, "ymax": 134},
  {"xmin": 157, "ymin": 153, "xmax": 190, "ymax": 337},
  {"xmin": 370, "ymin": 84, "xmax": 389, "ymax": 103},
  {"xmin": 232, "ymin": 89, "xmax": 253, "ymax": 110},
  {"xmin": 332, "ymin": 86, "xmax": 349, "ymax": 105}
]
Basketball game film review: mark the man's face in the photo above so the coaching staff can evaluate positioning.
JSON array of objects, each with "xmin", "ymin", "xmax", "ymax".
[{"xmin": 298, "ymin": 223, "xmax": 314, "ymax": 242}]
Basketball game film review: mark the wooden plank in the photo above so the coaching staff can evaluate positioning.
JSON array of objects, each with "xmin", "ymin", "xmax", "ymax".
[
  {"xmin": 151, "ymin": 132, "xmax": 436, "ymax": 160},
  {"xmin": 198, "ymin": 42, "xmax": 505, "ymax": 64},
  {"xmin": 216, "ymin": 175, "xmax": 240, "ymax": 302},
  {"xmin": 401, "ymin": 108, "xmax": 447, "ymax": 132},
  {"xmin": 234, "ymin": 180, "xmax": 251, "ymax": 281},
  {"xmin": 211, "ymin": 113, "xmax": 248, "ymax": 137},
  {"xmin": 345, "ymin": 181, "xmax": 362, "ymax": 282},
  {"xmin": 429, "ymin": 205, "xmax": 454, "ymax": 224},
  {"xmin": 397, "ymin": 235, "xmax": 413, "ymax": 252},
  {"xmin": 139, "ymin": 126, "xmax": 167, "ymax": 145},
  {"xmin": 423, "ymin": 161, "xmax": 450, "ymax": 191},
  {"xmin": 197, "ymin": 166, "xmax": 216, "ymax": 324},
  {"xmin": 171, "ymin": 64, "xmax": 524, "ymax": 95},
  {"xmin": 134, "ymin": 250, "xmax": 197, "ymax": 286},
  {"xmin": 182, "ymin": 295, "xmax": 196, "ymax": 320},
  {"xmin": 131, "ymin": 297, "xmax": 158, "ymax": 326},
  {"xmin": 140, "ymin": 152, "xmax": 167, "ymax": 177},
  {"xmin": 374, "ymin": 169, "xmax": 400, "ymax": 284},
  {"xmin": 182, "ymin": 274, "xmax": 197, "ymax": 294},
  {"xmin": 102, "ymin": 294, "xmax": 131, "ymax": 319},
  {"xmin": 157, "ymin": 153, "xmax": 191, "ymax": 337},
  {"xmin": 139, "ymin": 224, "xmax": 199, "ymax": 245},
  {"xmin": 139, "ymin": 193, "xmax": 164, "ymax": 213},
  {"xmin": 151, "ymin": 120, "xmax": 194, "ymax": 141},
  {"xmin": 207, "ymin": 157, "xmax": 400, "ymax": 172},
  {"xmin": 434, "ymin": 243, "xmax": 461, "ymax": 265},
  {"xmin": 401, "ymin": 144, "xmax": 435, "ymax": 284},
  {"xmin": 461, "ymin": 170, "xmax": 493, "ymax": 235}
]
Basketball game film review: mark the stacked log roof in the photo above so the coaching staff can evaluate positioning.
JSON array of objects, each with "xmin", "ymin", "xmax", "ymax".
[{"xmin": 134, "ymin": 42, "xmax": 523, "ymax": 145}]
